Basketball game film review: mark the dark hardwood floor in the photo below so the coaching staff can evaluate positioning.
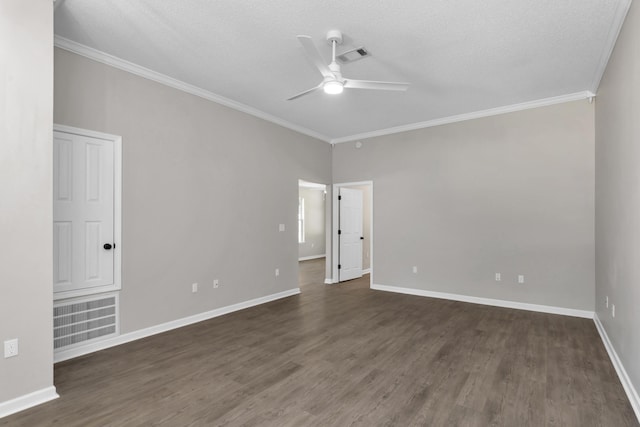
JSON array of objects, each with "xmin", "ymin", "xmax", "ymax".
[{"xmin": 3, "ymin": 258, "xmax": 637, "ymax": 426}]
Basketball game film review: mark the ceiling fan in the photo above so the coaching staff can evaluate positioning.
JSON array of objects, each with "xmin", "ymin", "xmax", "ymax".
[{"xmin": 287, "ymin": 30, "xmax": 410, "ymax": 100}]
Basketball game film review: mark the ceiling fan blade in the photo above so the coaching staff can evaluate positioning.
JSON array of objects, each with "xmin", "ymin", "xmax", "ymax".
[
  {"xmin": 287, "ymin": 84, "xmax": 323, "ymax": 101},
  {"xmin": 297, "ymin": 35, "xmax": 334, "ymax": 79},
  {"xmin": 344, "ymin": 79, "xmax": 410, "ymax": 91}
]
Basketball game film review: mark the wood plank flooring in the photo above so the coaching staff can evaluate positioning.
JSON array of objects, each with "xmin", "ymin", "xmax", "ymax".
[{"xmin": 2, "ymin": 258, "xmax": 637, "ymax": 426}]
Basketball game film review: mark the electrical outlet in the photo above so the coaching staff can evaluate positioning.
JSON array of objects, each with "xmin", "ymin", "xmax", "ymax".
[
  {"xmin": 612, "ymin": 304, "xmax": 616, "ymax": 318},
  {"xmin": 4, "ymin": 339, "xmax": 18, "ymax": 358},
  {"xmin": 213, "ymin": 279, "xmax": 219, "ymax": 289},
  {"xmin": 279, "ymin": 224, "xmax": 285, "ymax": 232},
  {"xmin": 518, "ymin": 275, "xmax": 525, "ymax": 284},
  {"xmin": 275, "ymin": 268, "xmax": 280, "ymax": 277},
  {"xmin": 606, "ymin": 296, "xmax": 609, "ymax": 308},
  {"xmin": 412, "ymin": 266, "xmax": 418, "ymax": 274},
  {"xmin": 192, "ymin": 283, "xmax": 198, "ymax": 293},
  {"xmin": 495, "ymin": 273, "xmax": 501, "ymax": 282}
]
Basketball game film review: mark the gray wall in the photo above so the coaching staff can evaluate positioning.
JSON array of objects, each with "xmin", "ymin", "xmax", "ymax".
[
  {"xmin": 54, "ymin": 48, "xmax": 331, "ymax": 334},
  {"xmin": 298, "ymin": 187, "xmax": 326, "ymax": 259},
  {"xmin": 595, "ymin": 0, "xmax": 640, "ymax": 402},
  {"xmin": 333, "ymin": 101, "xmax": 595, "ymax": 311},
  {"xmin": 0, "ymin": 0, "xmax": 54, "ymax": 403}
]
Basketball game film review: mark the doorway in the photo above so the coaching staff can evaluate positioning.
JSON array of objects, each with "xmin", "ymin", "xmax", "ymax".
[
  {"xmin": 332, "ymin": 181, "xmax": 373, "ymax": 286},
  {"xmin": 298, "ymin": 180, "xmax": 328, "ymax": 288},
  {"xmin": 52, "ymin": 124, "xmax": 122, "ymax": 359},
  {"xmin": 53, "ymin": 125, "xmax": 122, "ymax": 299}
]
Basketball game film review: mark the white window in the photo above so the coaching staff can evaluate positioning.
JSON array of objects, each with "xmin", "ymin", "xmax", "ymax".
[{"xmin": 298, "ymin": 197, "xmax": 305, "ymax": 243}]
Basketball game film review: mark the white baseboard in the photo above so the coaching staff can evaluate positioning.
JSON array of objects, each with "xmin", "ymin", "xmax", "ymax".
[
  {"xmin": 324, "ymin": 278, "xmax": 335, "ymax": 284},
  {"xmin": 371, "ymin": 284, "xmax": 594, "ymax": 319},
  {"xmin": 363, "ymin": 268, "xmax": 371, "ymax": 275},
  {"xmin": 298, "ymin": 254, "xmax": 326, "ymax": 261},
  {"xmin": 594, "ymin": 313, "xmax": 640, "ymax": 422},
  {"xmin": 54, "ymin": 288, "xmax": 300, "ymax": 363},
  {"xmin": 0, "ymin": 386, "xmax": 59, "ymax": 419}
]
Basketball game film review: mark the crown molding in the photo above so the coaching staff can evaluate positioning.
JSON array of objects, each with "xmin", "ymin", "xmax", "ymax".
[
  {"xmin": 589, "ymin": 0, "xmax": 632, "ymax": 93},
  {"xmin": 54, "ymin": 36, "xmax": 602, "ymax": 146},
  {"xmin": 53, "ymin": 36, "xmax": 331, "ymax": 143},
  {"xmin": 330, "ymin": 91, "xmax": 596, "ymax": 144}
]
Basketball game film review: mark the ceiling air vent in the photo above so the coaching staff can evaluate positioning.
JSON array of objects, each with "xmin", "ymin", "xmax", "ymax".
[{"xmin": 337, "ymin": 46, "xmax": 369, "ymax": 64}]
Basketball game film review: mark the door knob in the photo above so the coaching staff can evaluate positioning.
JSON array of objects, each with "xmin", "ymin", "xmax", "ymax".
[{"xmin": 103, "ymin": 243, "xmax": 113, "ymax": 250}]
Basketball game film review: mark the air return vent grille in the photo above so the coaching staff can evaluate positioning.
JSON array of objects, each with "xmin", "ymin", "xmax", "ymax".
[
  {"xmin": 54, "ymin": 293, "xmax": 119, "ymax": 350},
  {"xmin": 337, "ymin": 46, "xmax": 369, "ymax": 64}
]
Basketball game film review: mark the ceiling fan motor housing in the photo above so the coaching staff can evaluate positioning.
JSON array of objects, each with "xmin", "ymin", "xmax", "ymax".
[
  {"xmin": 329, "ymin": 62, "xmax": 342, "ymax": 78},
  {"xmin": 326, "ymin": 30, "xmax": 343, "ymax": 45}
]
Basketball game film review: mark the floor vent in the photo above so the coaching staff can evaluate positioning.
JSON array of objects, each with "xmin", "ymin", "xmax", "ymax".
[{"xmin": 54, "ymin": 293, "xmax": 119, "ymax": 350}]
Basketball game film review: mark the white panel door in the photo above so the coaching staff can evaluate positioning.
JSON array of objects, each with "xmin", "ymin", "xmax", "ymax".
[
  {"xmin": 53, "ymin": 131, "xmax": 115, "ymax": 294},
  {"xmin": 339, "ymin": 188, "xmax": 363, "ymax": 282}
]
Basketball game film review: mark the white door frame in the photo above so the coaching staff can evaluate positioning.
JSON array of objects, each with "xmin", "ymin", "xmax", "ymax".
[
  {"xmin": 332, "ymin": 181, "xmax": 373, "ymax": 287},
  {"xmin": 53, "ymin": 124, "xmax": 122, "ymax": 300}
]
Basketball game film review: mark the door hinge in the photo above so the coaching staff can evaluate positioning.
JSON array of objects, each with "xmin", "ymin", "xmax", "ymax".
[
  {"xmin": 338, "ymin": 264, "xmax": 341, "ymax": 269},
  {"xmin": 338, "ymin": 195, "xmax": 342, "ymax": 200},
  {"xmin": 338, "ymin": 230, "xmax": 342, "ymax": 235}
]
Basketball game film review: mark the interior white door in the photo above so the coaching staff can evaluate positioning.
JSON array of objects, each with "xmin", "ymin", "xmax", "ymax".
[
  {"xmin": 339, "ymin": 187, "xmax": 363, "ymax": 282},
  {"xmin": 53, "ymin": 130, "xmax": 115, "ymax": 294}
]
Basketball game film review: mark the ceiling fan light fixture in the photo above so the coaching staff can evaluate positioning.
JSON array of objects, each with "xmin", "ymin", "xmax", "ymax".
[
  {"xmin": 286, "ymin": 31, "xmax": 410, "ymax": 101},
  {"xmin": 323, "ymin": 80, "xmax": 344, "ymax": 95}
]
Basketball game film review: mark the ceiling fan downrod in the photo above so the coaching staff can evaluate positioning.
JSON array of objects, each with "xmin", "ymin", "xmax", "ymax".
[{"xmin": 324, "ymin": 30, "xmax": 344, "ymax": 94}]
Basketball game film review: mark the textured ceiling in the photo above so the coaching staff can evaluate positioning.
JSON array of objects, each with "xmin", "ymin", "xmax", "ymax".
[{"xmin": 54, "ymin": 0, "xmax": 629, "ymax": 142}]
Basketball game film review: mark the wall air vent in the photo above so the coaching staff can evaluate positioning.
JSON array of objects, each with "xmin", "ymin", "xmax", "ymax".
[
  {"xmin": 337, "ymin": 46, "xmax": 369, "ymax": 64},
  {"xmin": 54, "ymin": 293, "xmax": 119, "ymax": 350}
]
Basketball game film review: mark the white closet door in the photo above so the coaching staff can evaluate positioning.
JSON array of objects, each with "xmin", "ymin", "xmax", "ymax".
[
  {"xmin": 53, "ymin": 130, "xmax": 114, "ymax": 294},
  {"xmin": 339, "ymin": 187, "xmax": 363, "ymax": 282}
]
